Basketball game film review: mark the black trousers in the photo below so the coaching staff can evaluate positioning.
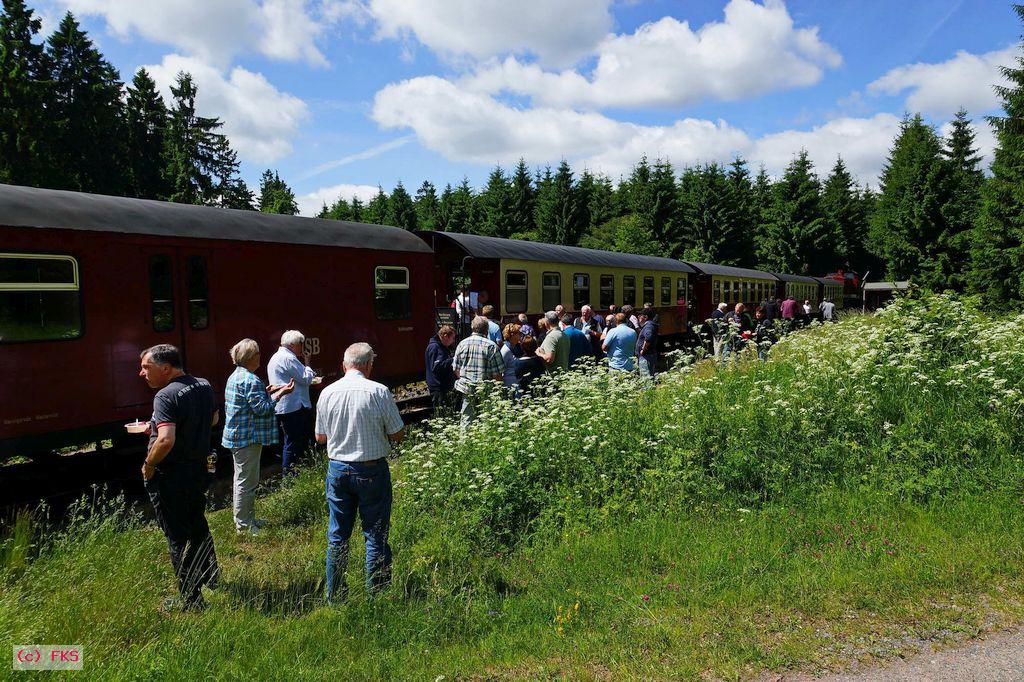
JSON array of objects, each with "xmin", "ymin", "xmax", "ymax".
[
  {"xmin": 430, "ymin": 389, "xmax": 455, "ymax": 414},
  {"xmin": 145, "ymin": 462, "xmax": 219, "ymax": 606}
]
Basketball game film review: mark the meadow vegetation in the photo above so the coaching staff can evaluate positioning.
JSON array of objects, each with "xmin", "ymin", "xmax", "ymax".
[{"xmin": 3, "ymin": 292, "xmax": 1024, "ymax": 679}]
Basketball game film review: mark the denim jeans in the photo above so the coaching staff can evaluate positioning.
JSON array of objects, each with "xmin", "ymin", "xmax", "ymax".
[
  {"xmin": 458, "ymin": 391, "xmax": 476, "ymax": 429},
  {"xmin": 278, "ymin": 406, "xmax": 312, "ymax": 474},
  {"xmin": 145, "ymin": 461, "xmax": 219, "ymax": 606},
  {"xmin": 231, "ymin": 444, "xmax": 262, "ymax": 530},
  {"xmin": 325, "ymin": 459, "xmax": 393, "ymax": 601},
  {"xmin": 637, "ymin": 355, "xmax": 655, "ymax": 379}
]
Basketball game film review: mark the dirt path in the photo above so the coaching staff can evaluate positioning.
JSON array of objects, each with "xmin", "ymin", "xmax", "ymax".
[{"xmin": 783, "ymin": 627, "xmax": 1024, "ymax": 681}]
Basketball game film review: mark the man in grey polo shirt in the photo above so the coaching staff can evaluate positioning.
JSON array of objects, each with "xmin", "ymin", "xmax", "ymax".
[{"xmin": 315, "ymin": 342, "xmax": 405, "ymax": 601}]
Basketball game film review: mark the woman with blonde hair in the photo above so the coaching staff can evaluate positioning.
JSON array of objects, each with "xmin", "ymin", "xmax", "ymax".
[
  {"xmin": 500, "ymin": 323, "xmax": 522, "ymax": 395},
  {"xmin": 221, "ymin": 338, "xmax": 294, "ymax": 535}
]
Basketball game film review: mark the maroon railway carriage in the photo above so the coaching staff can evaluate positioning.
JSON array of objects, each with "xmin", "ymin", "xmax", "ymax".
[{"xmin": 0, "ymin": 184, "xmax": 433, "ymax": 459}]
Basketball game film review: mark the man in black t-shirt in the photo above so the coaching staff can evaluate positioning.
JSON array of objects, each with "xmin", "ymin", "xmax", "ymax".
[{"xmin": 139, "ymin": 344, "xmax": 219, "ymax": 611}]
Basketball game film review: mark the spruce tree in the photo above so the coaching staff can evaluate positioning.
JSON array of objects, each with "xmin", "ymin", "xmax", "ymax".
[
  {"xmin": 752, "ymin": 165, "xmax": 773, "ymax": 231},
  {"xmin": 726, "ymin": 156, "xmax": 757, "ymax": 266},
  {"xmin": 535, "ymin": 160, "xmax": 581, "ymax": 245},
  {"xmin": 821, "ymin": 157, "xmax": 867, "ymax": 271},
  {"xmin": 869, "ymin": 114, "xmax": 952, "ymax": 286},
  {"xmin": 47, "ymin": 12, "xmax": 126, "ymax": 194},
  {"xmin": 942, "ymin": 109, "xmax": 984, "ymax": 290},
  {"xmin": 759, "ymin": 150, "xmax": 830, "ymax": 274},
  {"xmin": 364, "ymin": 186, "xmax": 389, "ymax": 225},
  {"xmin": 587, "ymin": 173, "xmax": 617, "ymax": 231},
  {"xmin": 478, "ymin": 165, "xmax": 514, "ymax": 238},
  {"xmin": 0, "ymin": 0, "xmax": 51, "ymax": 186},
  {"xmin": 220, "ymin": 177, "xmax": 255, "ymax": 210},
  {"xmin": 436, "ymin": 183, "xmax": 455, "ymax": 232},
  {"xmin": 125, "ymin": 68, "xmax": 168, "ymax": 199},
  {"xmin": 971, "ymin": 8, "xmax": 1024, "ymax": 301},
  {"xmin": 386, "ymin": 180, "xmax": 417, "ymax": 230},
  {"xmin": 509, "ymin": 158, "xmax": 536, "ymax": 235},
  {"xmin": 318, "ymin": 196, "xmax": 350, "ymax": 221},
  {"xmin": 414, "ymin": 180, "xmax": 438, "ymax": 231},
  {"xmin": 257, "ymin": 169, "xmax": 297, "ymax": 214},
  {"xmin": 448, "ymin": 178, "xmax": 475, "ymax": 233},
  {"xmin": 349, "ymin": 196, "xmax": 364, "ymax": 222},
  {"xmin": 678, "ymin": 163, "xmax": 740, "ymax": 264},
  {"xmin": 164, "ymin": 72, "xmax": 241, "ymax": 205},
  {"xmin": 575, "ymin": 169, "xmax": 595, "ymax": 244}
]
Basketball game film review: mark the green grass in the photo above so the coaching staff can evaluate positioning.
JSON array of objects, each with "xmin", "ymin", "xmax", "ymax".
[{"xmin": 3, "ymin": 292, "xmax": 1024, "ymax": 679}]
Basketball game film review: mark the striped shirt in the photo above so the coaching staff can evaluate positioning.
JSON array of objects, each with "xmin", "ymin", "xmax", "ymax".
[
  {"xmin": 453, "ymin": 333, "xmax": 504, "ymax": 394},
  {"xmin": 315, "ymin": 370, "xmax": 404, "ymax": 462},
  {"xmin": 221, "ymin": 366, "xmax": 279, "ymax": 450}
]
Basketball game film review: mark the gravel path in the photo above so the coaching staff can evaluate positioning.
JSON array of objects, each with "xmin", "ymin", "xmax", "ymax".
[{"xmin": 785, "ymin": 627, "xmax": 1024, "ymax": 681}]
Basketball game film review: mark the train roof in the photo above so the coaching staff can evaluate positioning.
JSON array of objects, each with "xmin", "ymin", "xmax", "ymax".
[
  {"xmin": 771, "ymin": 272, "xmax": 819, "ymax": 284},
  {"xmin": 425, "ymin": 231, "xmax": 695, "ymax": 273},
  {"xmin": 685, "ymin": 262, "xmax": 777, "ymax": 279},
  {"xmin": 863, "ymin": 281, "xmax": 911, "ymax": 291},
  {"xmin": 0, "ymin": 184, "xmax": 433, "ymax": 254},
  {"xmin": 813, "ymin": 276, "xmax": 843, "ymax": 286}
]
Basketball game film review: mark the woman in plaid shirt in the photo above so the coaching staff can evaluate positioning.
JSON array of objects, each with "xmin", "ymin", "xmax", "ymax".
[{"xmin": 222, "ymin": 339, "xmax": 294, "ymax": 534}]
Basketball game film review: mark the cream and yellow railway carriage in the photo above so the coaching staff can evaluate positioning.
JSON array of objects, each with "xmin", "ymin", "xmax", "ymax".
[{"xmin": 423, "ymin": 232, "xmax": 696, "ymax": 338}]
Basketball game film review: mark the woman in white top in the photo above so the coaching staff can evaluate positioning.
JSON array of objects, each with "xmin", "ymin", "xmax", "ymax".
[
  {"xmin": 802, "ymin": 300, "xmax": 812, "ymax": 316},
  {"xmin": 500, "ymin": 323, "xmax": 522, "ymax": 398}
]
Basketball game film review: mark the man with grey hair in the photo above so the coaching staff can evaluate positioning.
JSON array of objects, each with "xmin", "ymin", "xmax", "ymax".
[
  {"xmin": 315, "ymin": 342, "xmax": 405, "ymax": 601},
  {"xmin": 137, "ymin": 343, "xmax": 220, "ymax": 611},
  {"xmin": 452, "ymin": 315, "xmax": 504, "ymax": 427},
  {"xmin": 268, "ymin": 329, "xmax": 317, "ymax": 474},
  {"xmin": 573, "ymin": 304, "xmax": 603, "ymax": 358},
  {"xmin": 536, "ymin": 311, "xmax": 569, "ymax": 372}
]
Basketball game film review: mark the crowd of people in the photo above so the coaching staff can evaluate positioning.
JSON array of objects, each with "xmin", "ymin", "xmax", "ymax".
[
  {"xmin": 427, "ymin": 293, "xmax": 665, "ymax": 426},
  {"xmin": 707, "ymin": 293, "xmax": 838, "ymax": 363},
  {"xmin": 133, "ymin": 294, "xmax": 839, "ymax": 611},
  {"xmin": 136, "ymin": 331, "xmax": 403, "ymax": 611}
]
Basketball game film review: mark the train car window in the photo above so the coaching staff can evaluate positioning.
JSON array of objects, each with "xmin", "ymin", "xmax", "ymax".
[
  {"xmin": 572, "ymin": 273, "xmax": 590, "ymax": 310},
  {"xmin": 600, "ymin": 274, "xmax": 615, "ymax": 309},
  {"xmin": 505, "ymin": 270, "xmax": 527, "ymax": 313},
  {"xmin": 542, "ymin": 272, "xmax": 561, "ymax": 312},
  {"xmin": 0, "ymin": 253, "xmax": 81, "ymax": 343},
  {"xmin": 186, "ymin": 256, "xmax": 209, "ymax": 330},
  {"xmin": 741, "ymin": 281, "xmax": 748, "ymax": 305},
  {"xmin": 642, "ymin": 276, "xmax": 654, "ymax": 306},
  {"xmin": 622, "ymin": 276, "xmax": 636, "ymax": 307},
  {"xmin": 149, "ymin": 254, "xmax": 175, "ymax": 332},
  {"xmin": 676, "ymin": 278, "xmax": 686, "ymax": 305},
  {"xmin": 374, "ymin": 266, "xmax": 411, "ymax": 320},
  {"xmin": 660, "ymin": 277, "xmax": 671, "ymax": 306}
]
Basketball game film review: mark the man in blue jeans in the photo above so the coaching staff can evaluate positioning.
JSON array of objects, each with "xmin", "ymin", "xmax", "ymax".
[
  {"xmin": 268, "ymin": 330, "xmax": 317, "ymax": 474},
  {"xmin": 315, "ymin": 342, "xmax": 405, "ymax": 601}
]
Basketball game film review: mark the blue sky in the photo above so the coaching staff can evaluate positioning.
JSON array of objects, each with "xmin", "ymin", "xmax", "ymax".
[{"xmin": 33, "ymin": 0, "xmax": 1022, "ymax": 214}]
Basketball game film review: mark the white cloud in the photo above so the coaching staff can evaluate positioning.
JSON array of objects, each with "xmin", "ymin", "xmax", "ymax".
[
  {"xmin": 373, "ymin": 75, "xmax": 903, "ymax": 183},
  {"xmin": 464, "ymin": 0, "xmax": 841, "ymax": 109},
  {"xmin": 751, "ymin": 114, "xmax": 904, "ymax": 184},
  {"xmin": 867, "ymin": 46, "xmax": 1015, "ymax": 118},
  {"xmin": 145, "ymin": 54, "xmax": 309, "ymax": 164},
  {"xmin": 58, "ymin": 0, "xmax": 339, "ymax": 66},
  {"xmin": 298, "ymin": 183, "xmax": 381, "ymax": 216},
  {"xmin": 367, "ymin": 0, "xmax": 613, "ymax": 67}
]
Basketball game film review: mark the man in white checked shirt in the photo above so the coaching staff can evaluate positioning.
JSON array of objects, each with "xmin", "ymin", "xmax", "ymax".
[{"xmin": 315, "ymin": 342, "xmax": 405, "ymax": 601}]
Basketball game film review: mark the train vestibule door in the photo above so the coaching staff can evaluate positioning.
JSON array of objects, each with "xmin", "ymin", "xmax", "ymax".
[{"xmin": 112, "ymin": 248, "xmax": 185, "ymax": 409}]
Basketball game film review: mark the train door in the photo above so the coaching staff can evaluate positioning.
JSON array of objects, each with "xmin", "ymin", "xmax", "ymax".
[
  {"xmin": 112, "ymin": 248, "xmax": 184, "ymax": 409},
  {"xmin": 178, "ymin": 249, "xmax": 219, "ymax": 390}
]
